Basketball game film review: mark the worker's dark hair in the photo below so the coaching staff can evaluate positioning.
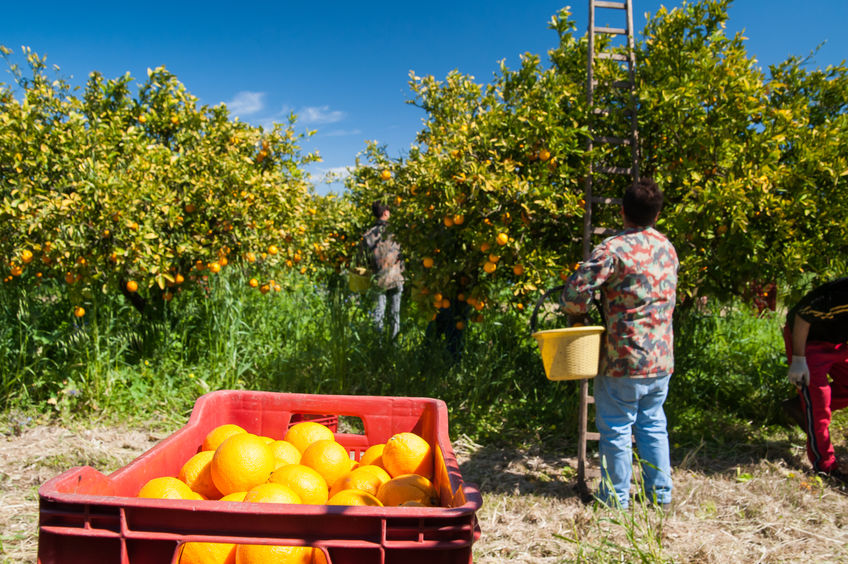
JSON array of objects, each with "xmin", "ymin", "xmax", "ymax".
[
  {"xmin": 622, "ymin": 178, "xmax": 663, "ymax": 227},
  {"xmin": 372, "ymin": 201, "xmax": 389, "ymax": 219}
]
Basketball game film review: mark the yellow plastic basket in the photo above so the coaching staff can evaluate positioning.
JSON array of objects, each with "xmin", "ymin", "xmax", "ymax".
[
  {"xmin": 348, "ymin": 268, "xmax": 371, "ymax": 293},
  {"xmin": 531, "ymin": 326, "xmax": 604, "ymax": 381}
]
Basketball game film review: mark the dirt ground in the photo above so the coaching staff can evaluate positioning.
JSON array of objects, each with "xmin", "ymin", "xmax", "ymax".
[{"xmin": 3, "ymin": 422, "xmax": 848, "ymax": 563}]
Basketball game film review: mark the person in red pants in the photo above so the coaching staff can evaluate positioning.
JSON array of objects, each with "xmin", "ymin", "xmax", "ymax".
[{"xmin": 783, "ymin": 277, "xmax": 848, "ymax": 484}]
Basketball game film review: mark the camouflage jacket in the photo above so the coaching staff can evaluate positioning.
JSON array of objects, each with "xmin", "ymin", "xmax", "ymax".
[
  {"xmin": 560, "ymin": 227, "xmax": 678, "ymax": 378},
  {"xmin": 362, "ymin": 221, "xmax": 404, "ymax": 290}
]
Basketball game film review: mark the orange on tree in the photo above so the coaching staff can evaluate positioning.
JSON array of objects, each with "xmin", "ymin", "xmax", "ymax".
[
  {"xmin": 380, "ymin": 169, "xmax": 392, "ymax": 180},
  {"xmin": 283, "ymin": 421, "xmax": 335, "ymax": 454},
  {"xmin": 126, "ymin": 280, "xmax": 138, "ymax": 293},
  {"xmin": 21, "ymin": 250, "xmax": 33, "ymax": 264},
  {"xmin": 268, "ymin": 463, "xmax": 329, "ymax": 505},
  {"xmin": 381, "ymin": 432, "xmax": 433, "ymax": 479},
  {"xmin": 210, "ymin": 433, "xmax": 276, "ymax": 495},
  {"xmin": 496, "ymin": 232, "xmax": 508, "ymax": 246},
  {"xmin": 422, "ymin": 257, "xmax": 434, "ymax": 268},
  {"xmin": 179, "ymin": 450, "xmax": 223, "ymax": 500},
  {"xmin": 202, "ymin": 424, "xmax": 247, "ymax": 452},
  {"xmin": 73, "ymin": 306, "xmax": 85, "ymax": 318},
  {"xmin": 376, "ymin": 474, "xmax": 439, "ymax": 507},
  {"xmin": 300, "ymin": 439, "xmax": 351, "ymax": 488},
  {"xmin": 249, "ymin": 278, "xmax": 259, "ymax": 288}
]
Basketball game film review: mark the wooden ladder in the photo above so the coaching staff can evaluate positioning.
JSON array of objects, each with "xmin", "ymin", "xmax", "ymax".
[{"xmin": 577, "ymin": 0, "xmax": 641, "ymax": 500}]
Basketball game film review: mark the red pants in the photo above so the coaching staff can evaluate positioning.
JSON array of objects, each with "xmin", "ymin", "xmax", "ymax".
[{"xmin": 784, "ymin": 325, "xmax": 848, "ymax": 472}]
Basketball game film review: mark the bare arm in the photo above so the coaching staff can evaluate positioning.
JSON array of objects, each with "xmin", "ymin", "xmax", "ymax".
[{"xmin": 792, "ymin": 314, "xmax": 811, "ymax": 356}]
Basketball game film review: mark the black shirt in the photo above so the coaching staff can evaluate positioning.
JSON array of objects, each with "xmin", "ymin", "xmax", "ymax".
[{"xmin": 788, "ymin": 277, "xmax": 848, "ymax": 344}]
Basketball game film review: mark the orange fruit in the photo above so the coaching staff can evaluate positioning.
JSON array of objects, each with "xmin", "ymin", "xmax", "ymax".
[
  {"xmin": 202, "ymin": 424, "xmax": 247, "ymax": 452},
  {"xmin": 496, "ymin": 232, "xmax": 508, "ymax": 246},
  {"xmin": 513, "ymin": 264, "xmax": 525, "ymax": 276},
  {"xmin": 178, "ymin": 541, "xmax": 236, "ymax": 564},
  {"xmin": 243, "ymin": 482, "xmax": 301, "ymax": 504},
  {"xmin": 422, "ymin": 257, "xmax": 434, "ymax": 268},
  {"xmin": 21, "ymin": 250, "xmax": 33, "ymax": 264},
  {"xmin": 137, "ymin": 476, "xmax": 196, "ymax": 500},
  {"xmin": 179, "ymin": 450, "xmax": 223, "ymax": 500},
  {"xmin": 73, "ymin": 306, "xmax": 85, "ymax": 318},
  {"xmin": 267, "ymin": 245, "xmax": 279, "ymax": 255},
  {"xmin": 483, "ymin": 261, "xmax": 496, "ymax": 274},
  {"xmin": 359, "ymin": 444, "xmax": 385, "ymax": 469},
  {"xmin": 382, "ymin": 432, "xmax": 433, "ymax": 479},
  {"xmin": 249, "ymin": 278, "xmax": 259, "ymax": 288},
  {"xmin": 268, "ymin": 440, "xmax": 302, "ymax": 468},
  {"xmin": 313, "ymin": 548, "xmax": 329, "ymax": 564},
  {"xmin": 330, "ymin": 465, "xmax": 391, "ymax": 498},
  {"xmin": 380, "ymin": 169, "xmax": 392, "ymax": 180},
  {"xmin": 208, "ymin": 262, "xmax": 221, "ymax": 273},
  {"xmin": 377, "ymin": 474, "xmax": 439, "ymax": 507},
  {"xmin": 234, "ymin": 545, "xmax": 314, "ymax": 564},
  {"xmin": 328, "ymin": 489, "xmax": 383, "ymax": 506},
  {"xmin": 126, "ymin": 280, "xmax": 138, "ymax": 293},
  {"xmin": 300, "ymin": 440, "xmax": 352, "ymax": 489},
  {"xmin": 283, "ymin": 421, "xmax": 335, "ymax": 454},
  {"xmin": 210, "ymin": 434, "xmax": 275, "ymax": 495},
  {"xmin": 269, "ymin": 464, "xmax": 329, "ymax": 505},
  {"xmin": 219, "ymin": 491, "xmax": 247, "ymax": 502},
  {"xmin": 257, "ymin": 435, "xmax": 275, "ymax": 445},
  {"xmin": 480, "ymin": 242, "xmax": 491, "ymax": 252}
]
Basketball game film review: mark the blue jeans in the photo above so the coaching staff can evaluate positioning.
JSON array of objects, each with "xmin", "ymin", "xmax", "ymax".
[
  {"xmin": 374, "ymin": 284, "xmax": 402, "ymax": 338},
  {"xmin": 594, "ymin": 373, "xmax": 672, "ymax": 508}
]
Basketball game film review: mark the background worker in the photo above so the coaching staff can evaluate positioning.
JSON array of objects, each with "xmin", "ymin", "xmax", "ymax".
[
  {"xmin": 783, "ymin": 277, "xmax": 848, "ymax": 484},
  {"xmin": 560, "ymin": 178, "xmax": 678, "ymax": 509},
  {"xmin": 361, "ymin": 201, "xmax": 404, "ymax": 338}
]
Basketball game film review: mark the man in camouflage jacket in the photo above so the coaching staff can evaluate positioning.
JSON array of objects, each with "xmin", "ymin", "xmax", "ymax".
[{"xmin": 560, "ymin": 178, "xmax": 678, "ymax": 510}]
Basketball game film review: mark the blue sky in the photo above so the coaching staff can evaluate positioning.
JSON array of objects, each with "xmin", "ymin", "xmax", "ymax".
[{"xmin": 2, "ymin": 1, "xmax": 847, "ymax": 194}]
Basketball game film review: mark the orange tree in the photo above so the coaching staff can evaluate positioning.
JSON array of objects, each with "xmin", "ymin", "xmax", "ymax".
[
  {"xmin": 638, "ymin": 0, "xmax": 848, "ymax": 304},
  {"xmin": 0, "ymin": 47, "xmax": 321, "ymax": 315},
  {"xmin": 347, "ymin": 1, "xmax": 848, "ymax": 318},
  {"xmin": 346, "ymin": 10, "xmax": 591, "ymax": 325}
]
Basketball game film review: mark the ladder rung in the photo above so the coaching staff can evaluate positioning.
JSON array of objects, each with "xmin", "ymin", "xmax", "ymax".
[
  {"xmin": 591, "ymin": 196, "xmax": 623, "ymax": 205},
  {"xmin": 596, "ymin": 166, "xmax": 631, "ymax": 175},
  {"xmin": 591, "ymin": 80, "xmax": 633, "ymax": 89},
  {"xmin": 594, "ymin": 26, "xmax": 628, "ymax": 36},
  {"xmin": 595, "ymin": 52, "xmax": 628, "ymax": 62},
  {"xmin": 594, "ymin": 135, "xmax": 631, "ymax": 145},
  {"xmin": 594, "ymin": 1, "xmax": 627, "ymax": 9},
  {"xmin": 593, "ymin": 227, "xmax": 617, "ymax": 237},
  {"xmin": 585, "ymin": 432, "xmax": 600, "ymax": 441},
  {"xmin": 586, "ymin": 394, "xmax": 595, "ymax": 404}
]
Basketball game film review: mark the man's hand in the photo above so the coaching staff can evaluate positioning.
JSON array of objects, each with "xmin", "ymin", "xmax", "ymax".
[{"xmin": 787, "ymin": 355, "xmax": 810, "ymax": 387}]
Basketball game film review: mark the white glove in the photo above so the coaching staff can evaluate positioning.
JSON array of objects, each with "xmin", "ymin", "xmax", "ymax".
[{"xmin": 787, "ymin": 356, "xmax": 810, "ymax": 387}]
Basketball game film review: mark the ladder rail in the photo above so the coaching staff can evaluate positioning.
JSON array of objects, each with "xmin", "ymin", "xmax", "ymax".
[{"xmin": 577, "ymin": 0, "xmax": 640, "ymax": 501}]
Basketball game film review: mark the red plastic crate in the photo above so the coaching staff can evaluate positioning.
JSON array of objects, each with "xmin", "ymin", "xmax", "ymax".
[{"xmin": 38, "ymin": 391, "xmax": 482, "ymax": 564}]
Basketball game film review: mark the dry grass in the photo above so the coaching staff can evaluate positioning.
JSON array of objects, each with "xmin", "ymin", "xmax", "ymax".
[
  {"xmin": 2, "ymin": 422, "xmax": 848, "ymax": 563},
  {"xmin": 457, "ymin": 433, "xmax": 848, "ymax": 563}
]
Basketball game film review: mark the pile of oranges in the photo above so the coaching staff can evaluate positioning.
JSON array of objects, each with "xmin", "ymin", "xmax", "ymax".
[{"xmin": 136, "ymin": 420, "xmax": 440, "ymax": 564}]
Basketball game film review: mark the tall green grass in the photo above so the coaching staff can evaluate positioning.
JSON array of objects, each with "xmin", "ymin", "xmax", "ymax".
[{"xmin": 0, "ymin": 271, "xmax": 790, "ymax": 445}]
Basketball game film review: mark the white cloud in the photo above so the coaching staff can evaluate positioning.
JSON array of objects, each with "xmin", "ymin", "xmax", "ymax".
[
  {"xmin": 227, "ymin": 91, "xmax": 265, "ymax": 116},
  {"xmin": 299, "ymin": 105, "xmax": 346, "ymax": 124}
]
